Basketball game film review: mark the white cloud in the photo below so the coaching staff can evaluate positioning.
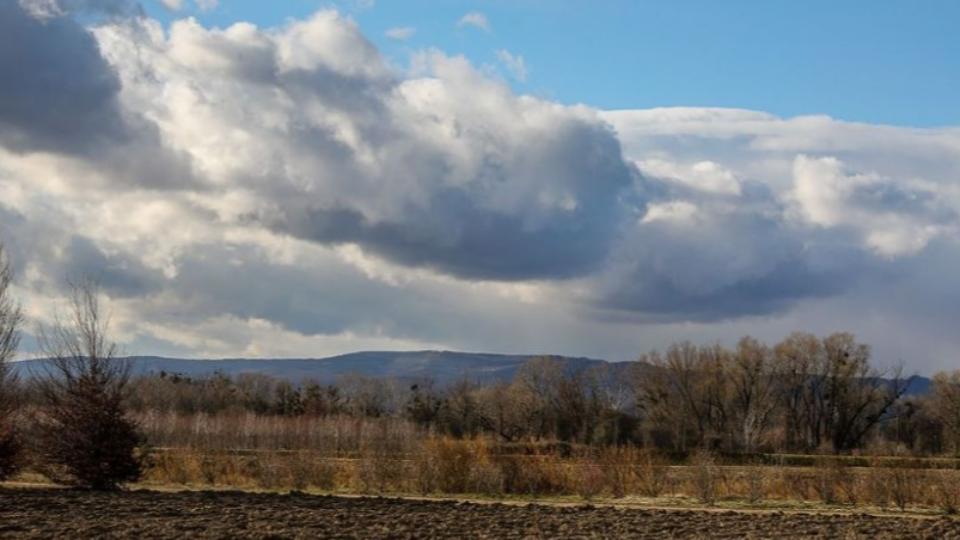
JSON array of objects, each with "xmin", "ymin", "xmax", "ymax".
[
  {"xmin": 457, "ymin": 11, "xmax": 490, "ymax": 31},
  {"xmin": 791, "ymin": 155, "xmax": 953, "ymax": 257},
  {"xmin": 496, "ymin": 49, "xmax": 527, "ymax": 82},
  {"xmin": 195, "ymin": 0, "xmax": 217, "ymax": 11},
  {"xmin": 637, "ymin": 159, "xmax": 741, "ymax": 195},
  {"xmin": 384, "ymin": 26, "xmax": 415, "ymax": 40},
  {"xmin": 160, "ymin": 0, "xmax": 183, "ymax": 10}
]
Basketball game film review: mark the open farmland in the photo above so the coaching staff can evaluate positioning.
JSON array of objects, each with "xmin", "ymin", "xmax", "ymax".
[{"xmin": 2, "ymin": 487, "xmax": 960, "ymax": 539}]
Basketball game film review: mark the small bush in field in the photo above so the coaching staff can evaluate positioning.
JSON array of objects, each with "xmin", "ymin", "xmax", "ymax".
[
  {"xmin": 743, "ymin": 464, "xmax": 767, "ymax": 504},
  {"xmin": 308, "ymin": 459, "xmax": 339, "ymax": 491},
  {"xmin": 691, "ymin": 449, "xmax": 719, "ymax": 505},
  {"xmin": 413, "ymin": 451, "xmax": 439, "ymax": 495},
  {"xmin": 357, "ymin": 451, "xmax": 401, "ymax": 493},
  {"xmin": 419, "ymin": 438, "xmax": 502, "ymax": 495},
  {"xmin": 595, "ymin": 447, "xmax": 633, "ymax": 498},
  {"xmin": 576, "ymin": 463, "xmax": 605, "ymax": 500},
  {"xmin": 497, "ymin": 455, "xmax": 569, "ymax": 496},
  {"xmin": 782, "ymin": 469, "xmax": 811, "ymax": 501},
  {"xmin": 427, "ymin": 438, "xmax": 475, "ymax": 493},
  {"xmin": 864, "ymin": 464, "xmax": 890, "ymax": 509},
  {"xmin": 813, "ymin": 459, "xmax": 855, "ymax": 505},
  {"xmin": 0, "ymin": 423, "xmax": 22, "ymax": 481},
  {"xmin": 887, "ymin": 467, "xmax": 918, "ymax": 511},
  {"xmin": 636, "ymin": 450, "xmax": 670, "ymax": 498},
  {"xmin": 931, "ymin": 470, "xmax": 960, "ymax": 515},
  {"xmin": 469, "ymin": 458, "xmax": 504, "ymax": 496}
]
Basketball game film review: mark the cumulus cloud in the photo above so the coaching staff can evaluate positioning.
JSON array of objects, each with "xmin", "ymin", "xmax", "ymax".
[
  {"xmin": 385, "ymin": 26, "xmax": 415, "ymax": 40},
  {"xmin": 457, "ymin": 11, "xmax": 490, "ymax": 32},
  {"xmin": 2, "ymin": 8, "xmax": 960, "ymax": 371},
  {"xmin": 93, "ymin": 16, "xmax": 634, "ymax": 280},
  {"xmin": 791, "ymin": 155, "xmax": 954, "ymax": 257}
]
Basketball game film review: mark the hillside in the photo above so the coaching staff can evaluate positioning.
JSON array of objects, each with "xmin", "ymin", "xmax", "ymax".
[
  {"xmin": 12, "ymin": 351, "xmax": 931, "ymax": 393},
  {"xmin": 12, "ymin": 351, "xmax": 611, "ymax": 386}
]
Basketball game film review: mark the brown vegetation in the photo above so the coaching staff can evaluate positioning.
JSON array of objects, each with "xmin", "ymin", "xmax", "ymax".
[{"xmin": 0, "ymin": 243, "xmax": 22, "ymax": 480}]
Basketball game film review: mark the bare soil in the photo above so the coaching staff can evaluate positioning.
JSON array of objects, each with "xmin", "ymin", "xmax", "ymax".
[{"xmin": 2, "ymin": 487, "xmax": 960, "ymax": 539}]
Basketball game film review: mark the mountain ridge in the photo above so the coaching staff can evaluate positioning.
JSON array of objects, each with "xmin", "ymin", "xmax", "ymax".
[
  {"xmin": 12, "ymin": 350, "xmax": 932, "ymax": 394},
  {"xmin": 12, "ymin": 350, "xmax": 611, "ymax": 386}
]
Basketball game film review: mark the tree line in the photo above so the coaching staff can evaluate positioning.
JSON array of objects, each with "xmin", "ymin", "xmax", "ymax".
[{"xmin": 115, "ymin": 337, "xmax": 930, "ymax": 455}]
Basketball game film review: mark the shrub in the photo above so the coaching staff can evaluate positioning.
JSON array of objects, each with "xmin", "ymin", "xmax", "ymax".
[
  {"xmin": 864, "ymin": 461, "xmax": 891, "ymax": 509},
  {"xmin": 743, "ymin": 463, "xmax": 767, "ymax": 504},
  {"xmin": 931, "ymin": 470, "xmax": 960, "ymax": 515},
  {"xmin": 636, "ymin": 450, "xmax": 671, "ymax": 498},
  {"xmin": 691, "ymin": 449, "xmax": 719, "ymax": 505},
  {"xmin": 35, "ymin": 282, "xmax": 145, "ymax": 490},
  {"xmin": 887, "ymin": 467, "xmax": 918, "ymax": 511},
  {"xmin": 813, "ymin": 459, "xmax": 855, "ymax": 505},
  {"xmin": 0, "ymin": 243, "xmax": 22, "ymax": 481},
  {"xmin": 576, "ymin": 463, "xmax": 605, "ymax": 500}
]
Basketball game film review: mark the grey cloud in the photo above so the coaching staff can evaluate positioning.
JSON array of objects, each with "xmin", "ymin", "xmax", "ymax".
[
  {"xmin": 60, "ymin": 236, "xmax": 164, "ymax": 297},
  {"xmin": 0, "ymin": 2, "xmax": 197, "ymax": 190},
  {"xmin": 0, "ymin": 2, "xmax": 128, "ymax": 155},
  {"xmin": 273, "ymin": 122, "xmax": 634, "ymax": 280}
]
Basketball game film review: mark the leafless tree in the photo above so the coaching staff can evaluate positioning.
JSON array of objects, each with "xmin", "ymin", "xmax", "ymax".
[
  {"xmin": 774, "ymin": 332, "xmax": 908, "ymax": 453},
  {"xmin": 35, "ymin": 280, "xmax": 143, "ymax": 490},
  {"xmin": 931, "ymin": 371, "xmax": 960, "ymax": 454},
  {"xmin": 0, "ymin": 243, "xmax": 23, "ymax": 479},
  {"xmin": 729, "ymin": 336, "xmax": 779, "ymax": 452},
  {"xmin": 634, "ymin": 343, "xmax": 730, "ymax": 451}
]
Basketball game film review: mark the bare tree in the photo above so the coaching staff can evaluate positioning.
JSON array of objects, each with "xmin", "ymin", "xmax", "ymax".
[
  {"xmin": 774, "ymin": 332, "xmax": 909, "ymax": 453},
  {"xmin": 931, "ymin": 371, "xmax": 960, "ymax": 454},
  {"xmin": 774, "ymin": 332, "xmax": 828, "ymax": 451},
  {"xmin": 821, "ymin": 333, "xmax": 908, "ymax": 452},
  {"xmin": 729, "ymin": 336, "xmax": 779, "ymax": 452},
  {"xmin": 35, "ymin": 280, "xmax": 143, "ymax": 490},
  {"xmin": 0, "ymin": 243, "xmax": 23, "ymax": 479},
  {"xmin": 634, "ymin": 343, "xmax": 730, "ymax": 451}
]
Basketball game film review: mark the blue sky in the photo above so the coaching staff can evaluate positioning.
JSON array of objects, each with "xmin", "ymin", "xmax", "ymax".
[{"xmin": 142, "ymin": 0, "xmax": 960, "ymax": 127}]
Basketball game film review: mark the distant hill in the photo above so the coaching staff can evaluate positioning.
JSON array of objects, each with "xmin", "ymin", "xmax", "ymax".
[
  {"xmin": 12, "ymin": 351, "xmax": 931, "ymax": 394},
  {"xmin": 12, "ymin": 351, "xmax": 612, "ymax": 386}
]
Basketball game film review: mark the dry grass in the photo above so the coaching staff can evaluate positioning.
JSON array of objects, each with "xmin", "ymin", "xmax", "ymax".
[
  {"xmin": 60, "ymin": 413, "xmax": 960, "ymax": 515},
  {"xmin": 138, "ymin": 443, "xmax": 960, "ymax": 514}
]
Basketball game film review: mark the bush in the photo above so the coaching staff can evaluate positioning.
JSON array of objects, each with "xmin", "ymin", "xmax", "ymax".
[
  {"xmin": 691, "ymin": 449, "xmax": 719, "ymax": 505},
  {"xmin": 813, "ymin": 459, "xmax": 856, "ymax": 505},
  {"xmin": 743, "ymin": 464, "xmax": 767, "ymax": 504},
  {"xmin": 636, "ymin": 450, "xmax": 671, "ymax": 498},
  {"xmin": 931, "ymin": 470, "xmax": 960, "ymax": 514},
  {"xmin": 576, "ymin": 463, "xmax": 605, "ymax": 500},
  {"xmin": 35, "ymin": 282, "xmax": 145, "ymax": 490},
  {"xmin": 35, "ymin": 392, "xmax": 145, "ymax": 490},
  {"xmin": 0, "ymin": 421, "xmax": 22, "ymax": 480},
  {"xmin": 0, "ymin": 243, "xmax": 22, "ymax": 481}
]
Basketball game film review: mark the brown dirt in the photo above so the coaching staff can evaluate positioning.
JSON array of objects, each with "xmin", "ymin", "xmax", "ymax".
[{"xmin": 2, "ymin": 487, "xmax": 960, "ymax": 539}]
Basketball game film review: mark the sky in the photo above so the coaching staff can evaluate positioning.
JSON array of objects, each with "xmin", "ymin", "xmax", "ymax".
[
  {"xmin": 1, "ymin": 0, "xmax": 959, "ymax": 373},
  {"xmin": 136, "ymin": 0, "xmax": 960, "ymax": 127}
]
